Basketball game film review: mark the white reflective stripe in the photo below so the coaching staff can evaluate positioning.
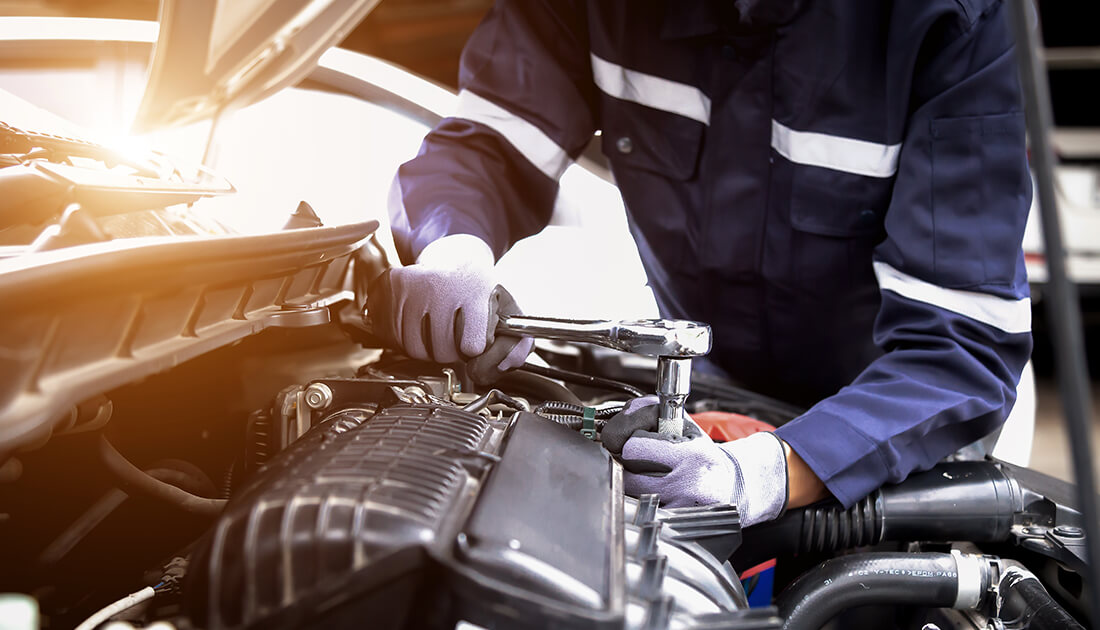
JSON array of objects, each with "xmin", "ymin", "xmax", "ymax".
[
  {"xmin": 590, "ymin": 53, "xmax": 710, "ymax": 124},
  {"xmin": 873, "ymin": 262, "xmax": 1031, "ymax": 334},
  {"xmin": 771, "ymin": 120, "xmax": 901, "ymax": 178},
  {"xmin": 453, "ymin": 90, "xmax": 571, "ymax": 180}
]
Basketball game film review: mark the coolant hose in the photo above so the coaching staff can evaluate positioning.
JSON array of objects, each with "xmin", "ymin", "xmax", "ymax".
[
  {"xmin": 995, "ymin": 562, "xmax": 1085, "ymax": 630},
  {"xmin": 776, "ymin": 552, "xmax": 991, "ymax": 630}
]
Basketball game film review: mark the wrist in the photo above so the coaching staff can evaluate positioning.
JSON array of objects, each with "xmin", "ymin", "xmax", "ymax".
[
  {"xmin": 721, "ymin": 432, "xmax": 789, "ymax": 526},
  {"xmin": 780, "ymin": 438, "xmax": 831, "ymax": 508},
  {"xmin": 415, "ymin": 234, "xmax": 494, "ymax": 268}
]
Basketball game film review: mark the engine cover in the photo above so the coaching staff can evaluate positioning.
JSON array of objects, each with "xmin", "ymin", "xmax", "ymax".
[{"xmin": 185, "ymin": 403, "xmax": 778, "ymax": 629}]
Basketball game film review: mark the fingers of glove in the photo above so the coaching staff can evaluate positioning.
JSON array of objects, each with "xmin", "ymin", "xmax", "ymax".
[
  {"xmin": 399, "ymin": 293, "xmax": 430, "ymax": 361},
  {"xmin": 479, "ymin": 284, "xmax": 526, "ymax": 352},
  {"xmin": 387, "ymin": 265, "xmax": 496, "ymax": 362},
  {"xmin": 621, "ymin": 434, "xmax": 689, "ymax": 469},
  {"xmin": 466, "ymin": 334, "xmax": 528, "ymax": 385},
  {"xmin": 623, "ymin": 394, "xmax": 659, "ymax": 415},
  {"xmin": 497, "ymin": 336, "xmax": 533, "ymax": 371},
  {"xmin": 427, "ymin": 307, "xmax": 461, "ymax": 364},
  {"xmin": 623, "ymin": 455, "xmax": 737, "ymax": 508},
  {"xmin": 623, "ymin": 470, "xmax": 674, "ymax": 502},
  {"xmin": 619, "ymin": 456, "xmax": 672, "ymax": 475},
  {"xmin": 428, "ymin": 267, "xmax": 493, "ymax": 359},
  {"xmin": 600, "ymin": 396, "xmax": 659, "ymax": 454}
]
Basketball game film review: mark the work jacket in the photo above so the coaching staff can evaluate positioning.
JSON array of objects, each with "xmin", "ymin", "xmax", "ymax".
[{"xmin": 389, "ymin": 0, "xmax": 1033, "ymax": 507}]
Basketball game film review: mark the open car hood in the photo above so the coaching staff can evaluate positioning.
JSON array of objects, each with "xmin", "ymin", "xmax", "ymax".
[{"xmin": 133, "ymin": 0, "xmax": 380, "ymax": 132}]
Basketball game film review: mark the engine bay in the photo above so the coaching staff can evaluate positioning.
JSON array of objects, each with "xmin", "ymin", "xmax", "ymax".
[{"xmin": 0, "ymin": 296, "xmax": 1092, "ymax": 629}]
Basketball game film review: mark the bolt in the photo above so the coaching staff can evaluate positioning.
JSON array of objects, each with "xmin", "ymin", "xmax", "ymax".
[
  {"xmin": 303, "ymin": 383, "xmax": 333, "ymax": 410},
  {"xmin": 1054, "ymin": 525, "xmax": 1085, "ymax": 539}
]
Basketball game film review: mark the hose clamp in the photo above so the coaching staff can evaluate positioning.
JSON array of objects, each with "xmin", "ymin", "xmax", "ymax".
[{"xmin": 952, "ymin": 549, "xmax": 985, "ymax": 609}]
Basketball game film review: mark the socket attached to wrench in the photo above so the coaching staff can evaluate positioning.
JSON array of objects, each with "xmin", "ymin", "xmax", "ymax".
[{"xmin": 497, "ymin": 316, "xmax": 712, "ymax": 436}]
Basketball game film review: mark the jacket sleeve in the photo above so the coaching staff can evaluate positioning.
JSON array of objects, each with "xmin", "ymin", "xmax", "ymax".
[
  {"xmin": 774, "ymin": 1, "xmax": 1034, "ymax": 508},
  {"xmin": 389, "ymin": 0, "xmax": 597, "ymax": 264}
]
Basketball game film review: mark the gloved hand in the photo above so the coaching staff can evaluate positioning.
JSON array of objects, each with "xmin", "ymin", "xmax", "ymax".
[
  {"xmin": 601, "ymin": 396, "xmax": 789, "ymax": 526},
  {"xmin": 367, "ymin": 234, "xmax": 534, "ymax": 383}
]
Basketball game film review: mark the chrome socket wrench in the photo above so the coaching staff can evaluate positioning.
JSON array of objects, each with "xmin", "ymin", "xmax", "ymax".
[{"xmin": 497, "ymin": 316, "xmax": 712, "ymax": 436}]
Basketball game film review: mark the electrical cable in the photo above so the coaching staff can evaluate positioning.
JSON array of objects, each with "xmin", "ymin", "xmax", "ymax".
[
  {"xmin": 96, "ymin": 435, "xmax": 226, "ymax": 517},
  {"xmin": 538, "ymin": 413, "xmax": 609, "ymax": 431},
  {"xmin": 518, "ymin": 364, "xmax": 646, "ymax": 398},
  {"xmin": 533, "ymin": 400, "xmax": 625, "ymax": 418},
  {"xmin": 1005, "ymin": 0, "xmax": 1100, "ymax": 608},
  {"xmin": 73, "ymin": 586, "xmax": 156, "ymax": 630}
]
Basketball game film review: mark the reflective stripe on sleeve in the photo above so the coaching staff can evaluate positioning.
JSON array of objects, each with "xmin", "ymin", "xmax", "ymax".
[
  {"xmin": 873, "ymin": 261, "xmax": 1031, "ymax": 334},
  {"xmin": 590, "ymin": 53, "xmax": 711, "ymax": 124},
  {"xmin": 454, "ymin": 89, "xmax": 572, "ymax": 180},
  {"xmin": 772, "ymin": 119, "xmax": 901, "ymax": 178}
]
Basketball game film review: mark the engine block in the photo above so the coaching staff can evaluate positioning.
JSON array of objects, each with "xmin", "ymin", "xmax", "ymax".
[{"xmin": 185, "ymin": 403, "xmax": 778, "ymax": 629}]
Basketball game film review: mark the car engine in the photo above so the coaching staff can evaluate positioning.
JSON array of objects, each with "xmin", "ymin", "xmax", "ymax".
[{"xmin": 1, "ymin": 268, "xmax": 1092, "ymax": 628}]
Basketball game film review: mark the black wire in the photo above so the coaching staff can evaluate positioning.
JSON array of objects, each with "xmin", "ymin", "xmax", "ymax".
[
  {"xmin": 533, "ymin": 400, "xmax": 625, "ymax": 418},
  {"xmin": 518, "ymin": 364, "xmax": 646, "ymax": 398},
  {"xmin": 1006, "ymin": 0, "xmax": 1100, "ymax": 608},
  {"xmin": 539, "ymin": 413, "xmax": 609, "ymax": 431}
]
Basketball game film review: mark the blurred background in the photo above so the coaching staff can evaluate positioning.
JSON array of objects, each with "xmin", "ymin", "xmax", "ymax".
[{"xmin": 0, "ymin": 0, "xmax": 1097, "ymax": 482}]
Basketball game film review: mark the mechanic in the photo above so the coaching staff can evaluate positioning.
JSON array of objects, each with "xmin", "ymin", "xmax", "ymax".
[{"xmin": 369, "ymin": 0, "xmax": 1033, "ymax": 527}]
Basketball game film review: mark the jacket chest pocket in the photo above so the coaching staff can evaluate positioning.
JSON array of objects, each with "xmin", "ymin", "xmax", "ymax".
[
  {"xmin": 599, "ymin": 97, "xmax": 705, "ymax": 181},
  {"xmin": 785, "ymin": 169, "xmax": 892, "ymax": 298}
]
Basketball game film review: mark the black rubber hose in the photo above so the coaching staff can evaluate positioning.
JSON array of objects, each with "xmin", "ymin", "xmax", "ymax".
[
  {"xmin": 518, "ymin": 364, "xmax": 646, "ymax": 398},
  {"xmin": 996, "ymin": 562, "xmax": 1085, "ymax": 630},
  {"xmin": 96, "ymin": 436, "xmax": 226, "ymax": 517},
  {"xmin": 495, "ymin": 369, "xmax": 584, "ymax": 406},
  {"xmin": 734, "ymin": 496, "xmax": 882, "ymax": 571},
  {"xmin": 776, "ymin": 553, "xmax": 962, "ymax": 630},
  {"xmin": 735, "ymin": 461, "xmax": 1020, "ymax": 572}
]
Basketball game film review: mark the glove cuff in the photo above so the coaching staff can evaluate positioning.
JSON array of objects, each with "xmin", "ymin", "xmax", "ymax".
[
  {"xmin": 721, "ymin": 432, "xmax": 789, "ymax": 527},
  {"xmin": 416, "ymin": 234, "xmax": 494, "ymax": 268}
]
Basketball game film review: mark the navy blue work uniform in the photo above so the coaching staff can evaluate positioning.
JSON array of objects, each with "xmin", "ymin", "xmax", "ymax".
[{"xmin": 389, "ymin": 0, "xmax": 1033, "ymax": 508}]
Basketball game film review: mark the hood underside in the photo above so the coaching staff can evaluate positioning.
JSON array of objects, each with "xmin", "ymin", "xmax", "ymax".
[{"xmin": 133, "ymin": 0, "xmax": 380, "ymax": 132}]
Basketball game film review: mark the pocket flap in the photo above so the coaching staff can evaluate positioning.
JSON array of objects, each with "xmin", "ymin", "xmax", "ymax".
[
  {"xmin": 600, "ymin": 100, "xmax": 704, "ymax": 180},
  {"xmin": 789, "ymin": 171, "xmax": 891, "ymax": 237}
]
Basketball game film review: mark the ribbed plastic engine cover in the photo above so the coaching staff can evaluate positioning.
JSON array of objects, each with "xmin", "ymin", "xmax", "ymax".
[{"xmin": 185, "ymin": 403, "xmax": 779, "ymax": 630}]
